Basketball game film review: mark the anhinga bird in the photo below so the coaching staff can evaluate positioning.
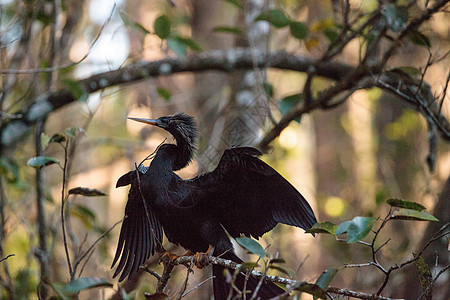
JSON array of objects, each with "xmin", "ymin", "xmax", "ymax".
[{"xmin": 112, "ymin": 113, "xmax": 317, "ymax": 299}]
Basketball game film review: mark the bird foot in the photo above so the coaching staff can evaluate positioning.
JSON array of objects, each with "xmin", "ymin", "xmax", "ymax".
[
  {"xmin": 193, "ymin": 245, "xmax": 215, "ymax": 269},
  {"xmin": 160, "ymin": 250, "xmax": 195, "ymax": 267},
  {"xmin": 160, "ymin": 251, "xmax": 180, "ymax": 264},
  {"xmin": 193, "ymin": 252, "xmax": 210, "ymax": 269}
]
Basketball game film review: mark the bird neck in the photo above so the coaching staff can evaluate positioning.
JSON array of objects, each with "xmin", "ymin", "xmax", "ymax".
[
  {"xmin": 171, "ymin": 133, "xmax": 195, "ymax": 171},
  {"xmin": 150, "ymin": 142, "xmax": 193, "ymax": 173},
  {"xmin": 150, "ymin": 144, "xmax": 177, "ymax": 174},
  {"xmin": 172, "ymin": 142, "xmax": 193, "ymax": 171}
]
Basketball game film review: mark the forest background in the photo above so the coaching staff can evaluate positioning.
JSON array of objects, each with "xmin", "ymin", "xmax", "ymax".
[{"xmin": 0, "ymin": 0, "xmax": 449, "ymax": 299}]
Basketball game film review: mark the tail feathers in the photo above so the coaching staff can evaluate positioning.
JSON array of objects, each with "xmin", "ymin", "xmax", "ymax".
[{"xmin": 213, "ymin": 252, "xmax": 285, "ymax": 300}]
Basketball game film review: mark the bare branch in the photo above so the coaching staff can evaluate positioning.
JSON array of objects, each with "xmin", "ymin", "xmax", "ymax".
[
  {"xmin": 180, "ymin": 276, "xmax": 215, "ymax": 299},
  {"xmin": 2, "ymin": 47, "xmax": 448, "ymax": 149},
  {"xmin": 0, "ymin": 254, "xmax": 15, "ymax": 263},
  {"xmin": 326, "ymin": 286, "xmax": 400, "ymax": 300},
  {"xmin": 0, "ymin": 3, "xmax": 116, "ymax": 75},
  {"xmin": 139, "ymin": 265, "xmax": 162, "ymax": 280},
  {"xmin": 417, "ymin": 263, "xmax": 450, "ymax": 300}
]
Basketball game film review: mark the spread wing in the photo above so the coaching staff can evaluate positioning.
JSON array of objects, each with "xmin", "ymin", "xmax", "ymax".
[
  {"xmin": 190, "ymin": 147, "xmax": 317, "ymax": 238},
  {"xmin": 111, "ymin": 170, "xmax": 163, "ymax": 282}
]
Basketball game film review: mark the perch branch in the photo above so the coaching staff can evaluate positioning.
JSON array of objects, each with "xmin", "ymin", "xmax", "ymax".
[{"xmin": 147, "ymin": 254, "xmax": 400, "ymax": 300}]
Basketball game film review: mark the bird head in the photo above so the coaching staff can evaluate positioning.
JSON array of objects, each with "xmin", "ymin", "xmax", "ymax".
[{"xmin": 128, "ymin": 113, "xmax": 197, "ymax": 170}]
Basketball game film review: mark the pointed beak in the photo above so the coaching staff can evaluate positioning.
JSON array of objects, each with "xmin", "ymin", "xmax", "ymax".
[{"xmin": 128, "ymin": 117, "xmax": 160, "ymax": 126}]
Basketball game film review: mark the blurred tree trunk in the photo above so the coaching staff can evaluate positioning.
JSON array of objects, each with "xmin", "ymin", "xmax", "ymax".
[
  {"xmin": 401, "ymin": 175, "xmax": 450, "ymax": 299},
  {"xmin": 191, "ymin": 0, "xmax": 230, "ymax": 172},
  {"xmin": 374, "ymin": 92, "xmax": 418, "ymax": 258},
  {"xmin": 309, "ymin": 0, "xmax": 356, "ymax": 275},
  {"xmin": 198, "ymin": 0, "xmax": 270, "ymax": 173}
]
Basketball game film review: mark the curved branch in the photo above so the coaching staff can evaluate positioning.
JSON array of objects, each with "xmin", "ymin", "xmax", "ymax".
[{"xmin": 1, "ymin": 49, "xmax": 448, "ymax": 150}]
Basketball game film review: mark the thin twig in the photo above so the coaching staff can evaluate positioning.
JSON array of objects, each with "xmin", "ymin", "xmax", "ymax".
[
  {"xmin": 0, "ymin": 254, "xmax": 15, "ymax": 263},
  {"xmin": 326, "ymin": 286, "xmax": 400, "ymax": 300},
  {"xmin": 439, "ymin": 71, "xmax": 450, "ymax": 114},
  {"xmin": 176, "ymin": 262, "xmax": 193, "ymax": 300},
  {"xmin": 376, "ymin": 224, "xmax": 450, "ymax": 296},
  {"xmin": 72, "ymin": 219, "xmax": 123, "ymax": 275},
  {"xmin": 180, "ymin": 276, "xmax": 215, "ymax": 298},
  {"xmin": 0, "ymin": 3, "xmax": 117, "ymax": 75},
  {"xmin": 417, "ymin": 263, "xmax": 450, "ymax": 300},
  {"xmin": 139, "ymin": 265, "xmax": 162, "ymax": 280},
  {"xmin": 77, "ymin": 247, "xmax": 95, "ymax": 278},
  {"xmin": 60, "ymin": 140, "xmax": 73, "ymax": 278},
  {"xmin": 343, "ymin": 263, "xmax": 372, "ymax": 268}
]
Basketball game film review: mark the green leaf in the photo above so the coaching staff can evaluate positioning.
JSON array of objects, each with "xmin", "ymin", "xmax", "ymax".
[
  {"xmin": 306, "ymin": 222, "xmax": 337, "ymax": 235},
  {"xmin": 336, "ymin": 217, "xmax": 376, "ymax": 243},
  {"xmin": 167, "ymin": 38, "xmax": 186, "ymax": 57},
  {"xmin": 279, "ymin": 94, "xmax": 303, "ymax": 123},
  {"xmin": 290, "ymin": 21, "xmax": 308, "ymax": 40},
  {"xmin": 239, "ymin": 261, "xmax": 259, "ymax": 269},
  {"xmin": 382, "ymin": 4, "xmax": 408, "ymax": 32},
  {"xmin": 314, "ymin": 267, "xmax": 338, "ymax": 291},
  {"xmin": 40, "ymin": 132, "xmax": 51, "ymax": 150},
  {"xmin": 68, "ymin": 187, "xmax": 106, "ymax": 197},
  {"xmin": 64, "ymin": 79, "xmax": 88, "ymax": 102},
  {"xmin": 213, "ymin": 26, "xmax": 244, "ymax": 36},
  {"xmin": 43, "ymin": 278, "xmax": 70, "ymax": 300},
  {"xmin": 269, "ymin": 258, "xmax": 286, "ymax": 264},
  {"xmin": 269, "ymin": 265, "xmax": 296, "ymax": 278},
  {"xmin": 323, "ymin": 27, "xmax": 339, "ymax": 43},
  {"xmin": 65, "ymin": 126, "xmax": 85, "ymax": 138},
  {"xmin": 41, "ymin": 133, "xmax": 66, "ymax": 150},
  {"xmin": 386, "ymin": 199, "xmax": 426, "ymax": 211},
  {"xmin": 27, "ymin": 156, "xmax": 59, "ymax": 169},
  {"xmin": 50, "ymin": 133, "xmax": 66, "ymax": 144},
  {"xmin": 294, "ymin": 282, "xmax": 326, "ymax": 298},
  {"xmin": 0, "ymin": 157, "xmax": 19, "ymax": 183},
  {"xmin": 408, "ymin": 30, "xmax": 431, "ymax": 48},
  {"xmin": 71, "ymin": 204, "xmax": 96, "ymax": 220},
  {"xmin": 255, "ymin": 9, "xmax": 290, "ymax": 28},
  {"xmin": 154, "ymin": 15, "xmax": 171, "ymax": 39},
  {"xmin": 157, "ymin": 87, "xmax": 171, "ymax": 101},
  {"xmin": 70, "ymin": 204, "xmax": 97, "ymax": 229},
  {"xmin": 63, "ymin": 277, "xmax": 113, "ymax": 295},
  {"xmin": 119, "ymin": 12, "xmax": 150, "ymax": 34},
  {"xmin": 413, "ymin": 253, "xmax": 433, "ymax": 299},
  {"xmin": 119, "ymin": 11, "xmax": 132, "ymax": 26},
  {"xmin": 235, "ymin": 237, "xmax": 266, "ymax": 258},
  {"xmin": 167, "ymin": 36, "xmax": 202, "ymax": 56},
  {"xmin": 391, "ymin": 208, "xmax": 438, "ymax": 222},
  {"xmin": 225, "ymin": 0, "xmax": 242, "ymax": 9},
  {"xmin": 390, "ymin": 67, "xmax": 422, "ymax": 77},
  {"xmin": 263, "ymin": 82, "xmax": 274, "ymax": 97},
  {"xmin": 176, "ymin": 36, "xmax": 202, "ymax": 51}
]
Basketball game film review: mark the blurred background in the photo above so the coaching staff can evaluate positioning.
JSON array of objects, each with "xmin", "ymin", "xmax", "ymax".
[{"xmin": 0, "ymin": 0, "xmax": 449, "ymax": 299}]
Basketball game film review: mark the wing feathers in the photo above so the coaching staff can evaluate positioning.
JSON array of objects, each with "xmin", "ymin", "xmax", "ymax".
[
  {"xmin": 112, "ymin": 172, "xmax": 162, "ymax": 281},
  {"xmin": 191, "ymin": 147, "xmax": 317, "ymax": 239}
]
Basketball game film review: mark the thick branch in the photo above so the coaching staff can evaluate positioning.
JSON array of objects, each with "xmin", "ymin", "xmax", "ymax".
[
  {"xmin": 0, "ymin": 49, "xmax": 350, "ymax": 149},
  {"xmin": 1, "ymin": 49, "xmax": 448, "ymax": 150}
]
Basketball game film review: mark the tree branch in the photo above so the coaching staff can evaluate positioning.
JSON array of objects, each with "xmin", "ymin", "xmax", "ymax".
[
  {"xmin": 146, "ymin": 254, "xmax": 401, "ymax": 300},
  {"xmin": 1, "ymin": 49, "xmax": 448, "ymax": 150}
]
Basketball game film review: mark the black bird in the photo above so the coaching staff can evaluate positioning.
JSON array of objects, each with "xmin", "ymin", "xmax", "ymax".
[{"xmin": 112, "ymin": 113, "xmax": 317, "ymax": 299}]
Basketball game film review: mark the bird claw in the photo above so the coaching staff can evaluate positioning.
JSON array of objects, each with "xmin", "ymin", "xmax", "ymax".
[
  {"xmin": 193, "ymin": 252, "xmax": 210, "ymax": 269},
  {"xmin": 160, "ymin": 251, "xmax": 180, "ymax": 264}
]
